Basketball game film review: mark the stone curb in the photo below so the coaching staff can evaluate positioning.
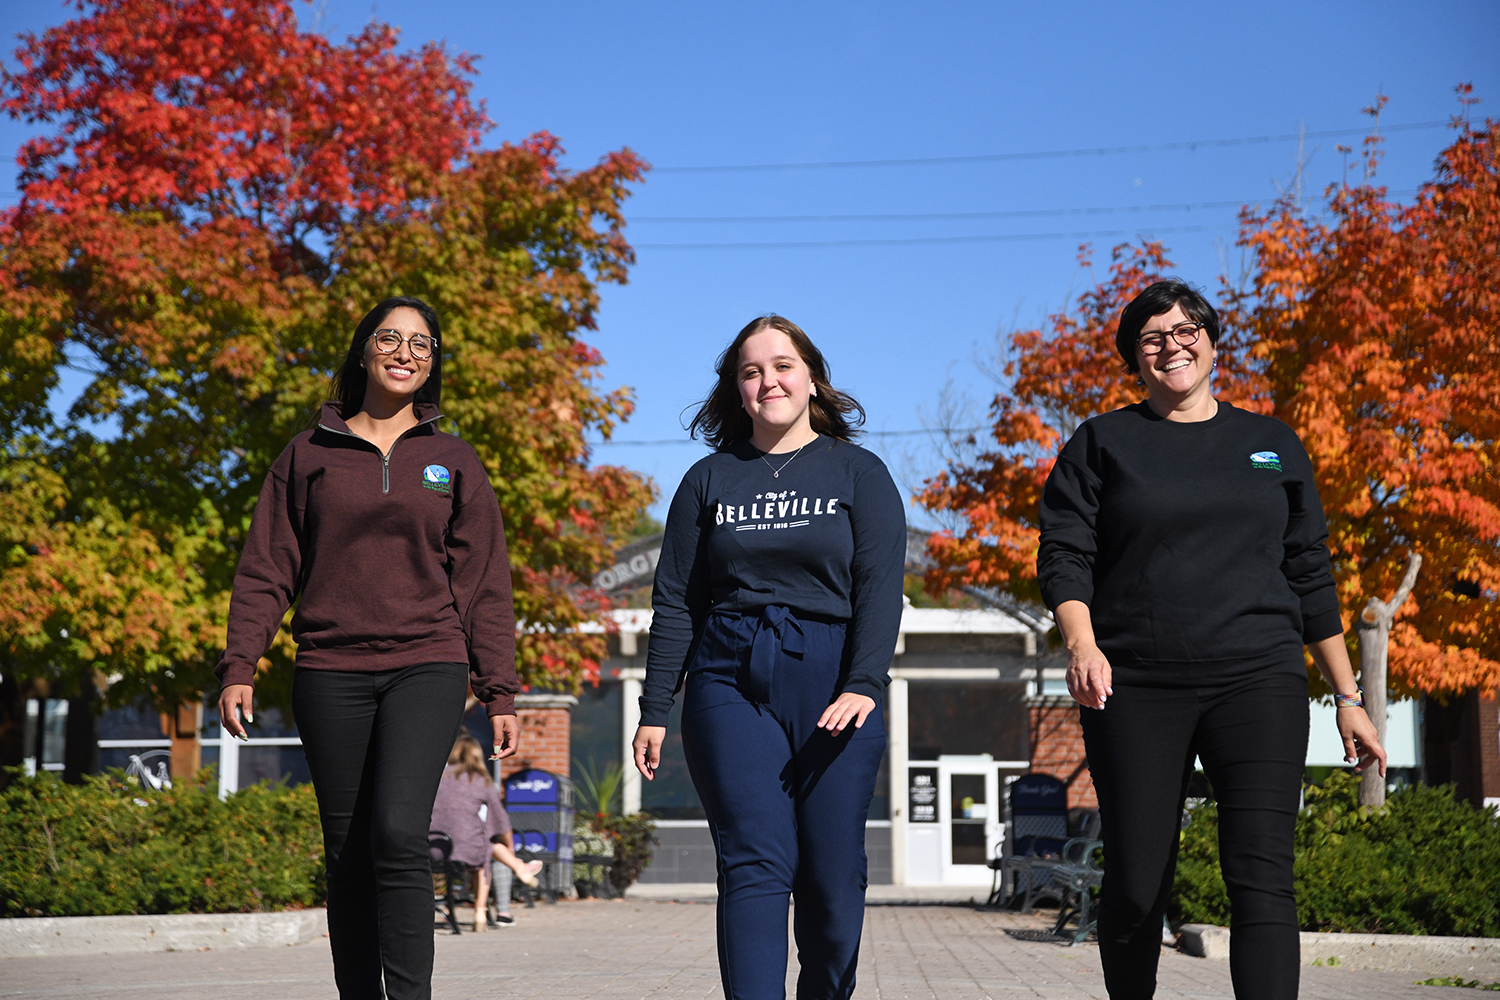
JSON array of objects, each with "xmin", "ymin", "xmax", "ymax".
[
  {"xmin": 0, "ymin": 909, "xmax": 328, "ymax": 959},
  {"xmin": 1179, "ymin": 923, "xmax": 1500, "ymax": 974}
]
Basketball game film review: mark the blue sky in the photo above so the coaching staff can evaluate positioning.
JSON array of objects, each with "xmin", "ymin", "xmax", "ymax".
[{"xmin": 4, "ymin": 1, "xmax": 1497, "ymax": 526}]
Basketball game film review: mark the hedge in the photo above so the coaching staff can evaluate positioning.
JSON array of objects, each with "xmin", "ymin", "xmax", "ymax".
[
  {"xmin": 1, "ymin": 769, "xmax": 325, "ymax": 917},
  {"xmin": 1172, "ymin": 770, "xmax": 1500, "ymax": 936}
]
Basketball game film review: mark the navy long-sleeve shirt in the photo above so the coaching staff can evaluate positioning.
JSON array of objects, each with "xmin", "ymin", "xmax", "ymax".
[
  {"xmin": 641, "ymin": 435, "xmax": 907, "ymax": 727},
  {"xmin": 1037, "ymin": 401, "xmax": 1342, "ymax": 686}
]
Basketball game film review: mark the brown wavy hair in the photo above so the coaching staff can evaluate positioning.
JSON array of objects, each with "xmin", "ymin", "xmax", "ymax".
[
  {"xmin": 687, "ymin": 315, "xmax": 865, "ymax": 449},
  {"xmin": 447, "ymin": 731, "xmax": 490, "ymax": 783}
]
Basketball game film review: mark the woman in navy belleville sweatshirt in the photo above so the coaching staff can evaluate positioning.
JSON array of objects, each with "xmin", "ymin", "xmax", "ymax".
[
  {"xmin": 1037, "ymin": 280, "xmax": 1385, "ymax": 1000},
  {"xmin": 633, "ymin": 315, "xmax": 906, "ymax": 1000},
  {"xmin": 216, "ymin": 297, "xmax": 519, "ymax": 1000}
]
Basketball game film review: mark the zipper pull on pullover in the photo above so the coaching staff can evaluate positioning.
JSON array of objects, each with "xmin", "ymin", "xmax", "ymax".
[{"xmin": 318, "ymin": 409, "xmax": 442, "ymax": 495}]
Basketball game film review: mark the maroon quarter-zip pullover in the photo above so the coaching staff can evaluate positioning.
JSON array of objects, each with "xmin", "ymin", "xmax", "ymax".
[{"xmin": 216, "ymin": 402, "xmax": 519, "ymax": 716}]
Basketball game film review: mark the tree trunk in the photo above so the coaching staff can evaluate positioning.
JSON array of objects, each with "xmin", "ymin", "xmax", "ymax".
[{"xmin": 1355, "ymin": 552, "xmax": 1421, "ymax": 807}]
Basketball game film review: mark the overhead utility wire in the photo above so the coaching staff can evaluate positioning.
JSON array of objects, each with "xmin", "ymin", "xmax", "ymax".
[
  {"xmin": 591, "ymin": 427, "xmax": 985, "ymax": 447},
  {"xmin": 633, "ymin": 190, "xmax": 1420, "ymax": 224},
  {"xmin": 635, "ymin": 198, "xmax": 1258, "ymax": 223},
  {"xmin": 652, "ymin": 120, "xmax": 1450, "ymax": 173},
  {"xmin": 636, "ymin": 222, "xmax": 1229, "ymax": 251}
]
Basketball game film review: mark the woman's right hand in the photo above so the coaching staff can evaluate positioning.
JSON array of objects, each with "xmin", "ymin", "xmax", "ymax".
[
  {"xmin": 219, "ymin": 684, "xmax": 255, "ymax": 740},
  {"xmin": 1065, "ymin": 642, "xmax": 1113, "ymax": 710},
  {"xmin": 1054, "ymin": 600, "xmax": 1112, "ymax": 709},
  {"xmin": 632, "ymin": 726, "xmax": 665, "ymax": 780}
]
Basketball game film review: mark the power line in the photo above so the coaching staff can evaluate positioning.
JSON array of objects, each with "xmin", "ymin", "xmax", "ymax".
[
  {"xmin": 632, "ymin": 189, "xmax": 1420, "ymax": 224},
  {"xmin": 634, "ymin": 198, "xmax": 1256, "ymax": 223},
  {"xmin": 590, "ymin": 427, "xmax": 985, "ymax": 446},
  {"xmin": 636, "ymin": 222, "xmax": 1230, "ymax": 251},
  {"xmin": 652, "ymin": 120, "xmax": 1452, "ymax": 173}
]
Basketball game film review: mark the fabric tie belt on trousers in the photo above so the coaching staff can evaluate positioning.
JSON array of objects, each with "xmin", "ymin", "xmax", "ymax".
[{"xmin": 734, "ymin": 605, "xmax": 806, "ymax": 704}]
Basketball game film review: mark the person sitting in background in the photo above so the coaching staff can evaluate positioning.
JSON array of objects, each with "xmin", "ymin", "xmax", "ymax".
[{"xmin": 430, "ymin": 731, "xmax": 542, "ymax": 929}]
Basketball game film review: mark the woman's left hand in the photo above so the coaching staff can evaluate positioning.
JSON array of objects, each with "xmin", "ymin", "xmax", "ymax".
[
  {"xmin": 1336, "ymin": 706, "xmax": 1388, "ymax": 777},
  {"xmin": 490, "ymin": 714, "xmax": 521, "ymax": 761},
  {"xmin": 818, "ymin": 693, "xmax": 876, "ymax": 734}
]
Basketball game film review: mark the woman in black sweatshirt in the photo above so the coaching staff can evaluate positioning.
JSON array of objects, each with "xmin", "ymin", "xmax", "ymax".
[
  {"xmin": 633, "ymin": 315, "xmax": 905, "ymax": 1000},
  {"xmin": 217, "ymin": 296, "xmax": 519, "ymax": 1000},
  {"xmin": 1037, "ymin": 280, "xmax": 1385, "ymax": 1000}
]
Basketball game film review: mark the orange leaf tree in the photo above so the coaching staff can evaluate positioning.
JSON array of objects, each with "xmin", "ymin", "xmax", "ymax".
[
  {"xmin": 0, "ymin": 0, "xmax": 652, "ymax": 713},
  {"xmin": 919, "ymin": 106, "xmax": 1500, "ymax": 698}
]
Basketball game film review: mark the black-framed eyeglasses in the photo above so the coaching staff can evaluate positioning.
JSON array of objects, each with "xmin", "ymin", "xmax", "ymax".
[
  {"xmin": 1137, "ymin": 322, "xmax": 1203, "ymax": 355},
  {"xmin": 371, "ymin": 329, "xmax": 438, "ymax": 360}
]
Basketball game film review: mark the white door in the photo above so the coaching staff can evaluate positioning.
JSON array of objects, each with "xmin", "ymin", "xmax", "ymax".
[
  {"xmin": 938, "ymin": 761, "xmax": 1001, "ymax": 886},
  {"xmin": 904, "ymin": 765, "xmax": 943, "ymax": 884}
]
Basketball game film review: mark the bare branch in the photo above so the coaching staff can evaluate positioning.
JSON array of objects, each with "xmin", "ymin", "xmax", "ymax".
[{"xmin": 1388, "ymin": 551, "xmax": 1422, "ymax": 615}]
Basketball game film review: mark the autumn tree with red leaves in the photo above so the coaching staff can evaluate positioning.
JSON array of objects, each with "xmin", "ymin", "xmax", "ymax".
[
  {"xmin": 0, "ymin": 0, "xmax": 652, "ymax": 726},
  {"xmin": 920, "ymin": 99, "xmax": 1500, "ymax": 704}
]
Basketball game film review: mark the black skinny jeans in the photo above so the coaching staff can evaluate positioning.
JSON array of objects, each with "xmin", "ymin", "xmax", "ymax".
[
  {"xmin": 1081, "ymin": 670, "xmax": 1309, "ymax": 1000},
  {"xmin": 292, "ymin": 662, "xmax": 468, "ymax": 1000}
]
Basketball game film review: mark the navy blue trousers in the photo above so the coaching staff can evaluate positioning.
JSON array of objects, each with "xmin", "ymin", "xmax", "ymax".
[{"xmin": 681, "ymin": 609, "xmax": 887, "ymax": 1000}]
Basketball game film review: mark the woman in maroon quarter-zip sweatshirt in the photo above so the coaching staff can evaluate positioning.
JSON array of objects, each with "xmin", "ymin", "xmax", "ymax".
[{"xmin": 217, "ymin": 296, "xmax": 518, "ymax": 1000}]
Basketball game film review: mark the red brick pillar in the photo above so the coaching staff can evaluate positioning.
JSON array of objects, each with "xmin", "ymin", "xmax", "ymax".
[
  {"xmin": 163, "ymin": 701, "xmax": 202, "ymax": 781},
  {"xmin": 498, "ymin": 693, "xmax": 577, "ymax": 782},
  {"xmin": 1479, "ymin": 689, "xmax": 1500, "ymax": 810},
  {"xmin": 1026, "ymin": 693, "xmax": 1097, "ymax": 809}
]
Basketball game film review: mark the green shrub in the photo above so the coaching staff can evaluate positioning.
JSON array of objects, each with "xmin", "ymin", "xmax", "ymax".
[
  {"xmin": 0, "ymin": 769, "xmax": 324, "ymax": 917},
  {"xmin": 1172, "ymin": 770, "xmax": 1500, "ymax": 936}
]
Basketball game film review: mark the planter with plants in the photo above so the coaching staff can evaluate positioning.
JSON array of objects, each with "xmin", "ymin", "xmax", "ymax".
[{"xmin": 572, "ymin": 760, "xmax": 657, "ymax": 898}]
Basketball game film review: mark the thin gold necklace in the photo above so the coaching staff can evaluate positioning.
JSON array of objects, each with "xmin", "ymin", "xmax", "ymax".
[{"xmin": 758, "ymin": 440, "xmax": 809, "ymax": 478}]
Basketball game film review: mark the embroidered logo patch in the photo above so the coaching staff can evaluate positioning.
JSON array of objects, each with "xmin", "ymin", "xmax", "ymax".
[
  {"xmin": 422, "ymin": 464, "xmax": 451, "ymax": 494},
  {"xmin": 1249, "ymin": 451, "xmax": 1282, "ymax": 471}
]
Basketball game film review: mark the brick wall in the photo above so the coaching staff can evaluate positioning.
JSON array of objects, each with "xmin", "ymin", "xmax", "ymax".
[
  {"xmin": 1480, "ymin": 690, "xmax": 1500, "ymax": 805},
  {"xmin": 498, "ymin": 694, "xmax": 578, "ymax": 782},
  {"xmin": 1027, "ymin": 695, "xmax": 1097, "ymax": 810},
  {"xmin": 1424, "ymin": 688, "xmax": 1500, "ymax": 807}
]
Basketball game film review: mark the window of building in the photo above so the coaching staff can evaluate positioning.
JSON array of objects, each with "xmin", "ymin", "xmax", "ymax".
[
  {"xmin": 907, "ymin": 681, "xmax": 1028, "ymax": 762},
  {"xmin": 642, "ymin": 699, "xmax": 703, "ymax": 819},
  {"xmin": 570, "ymin": 682, "xmax": 623, "ymax": 783}
]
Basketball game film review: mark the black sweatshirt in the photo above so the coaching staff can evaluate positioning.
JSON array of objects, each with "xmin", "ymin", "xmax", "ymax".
[
  {"xmin": 641, "ymin": 435, "xmax": 907, "ymax": 727},
  {"xmin": 216, "ymin": 401, "xmax": 519, "ymax": 716},
  {"xmin": 1037, "ymin": 401, "xmax": 1342, "ymax": 687}
]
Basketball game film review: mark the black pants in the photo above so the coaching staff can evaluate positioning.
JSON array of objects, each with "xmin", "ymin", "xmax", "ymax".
[
  {"xmin": 1081, "ymin": 671, "xmax": 1308, "ymax": 1000},
  {"xmin": 293, "ymin": 662, "xmax": 468, "ymax": 1000}
]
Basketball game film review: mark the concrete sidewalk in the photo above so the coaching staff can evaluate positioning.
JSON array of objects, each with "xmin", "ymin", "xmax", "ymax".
[
  {"xmin": 628, "ymin": 882, "xmax": 992, "ymax": 905},
  {"xmin": 0, "ymin": 898, "xmax": 1481, "ymax": 999}
]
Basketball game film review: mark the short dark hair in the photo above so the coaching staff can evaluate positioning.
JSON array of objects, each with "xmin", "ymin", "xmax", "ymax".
[
  {"xmin": 329, "ymin": 296, "xmax": 443, "ymax": 413},
  {"xmin": 1115, "ymin": 279, "xmax": 1219, "ymax": 374},
  {"xmin": 687, "ymin": 315, "xmax": 865, "ymax": 449}
]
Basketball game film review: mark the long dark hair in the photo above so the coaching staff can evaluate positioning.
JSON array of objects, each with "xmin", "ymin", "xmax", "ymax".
[
  {"xmin": 328, "ymin": 296, "xmax": 443, "ymax": 413},
  {"xmin": 687, "ymin": 315, "xmax": 865, "ymax": 449}
]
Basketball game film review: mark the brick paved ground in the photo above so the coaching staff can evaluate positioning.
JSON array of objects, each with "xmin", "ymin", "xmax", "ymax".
[{"xmin": 0, "ymin": 899, "xmax": 1465, "ymax": 999}]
